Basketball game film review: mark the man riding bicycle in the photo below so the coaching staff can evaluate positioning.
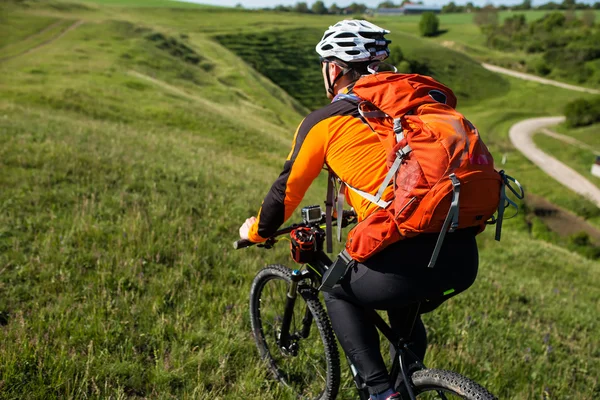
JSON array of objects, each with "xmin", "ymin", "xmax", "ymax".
[{"xmin": 239, "ymin": 20, "xmax": 481, "ymax": 400}]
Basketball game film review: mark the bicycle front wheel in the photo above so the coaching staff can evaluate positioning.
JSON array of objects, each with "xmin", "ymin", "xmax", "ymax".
[
  {"xmin": 411, "ymin": 369, "xmax": 498, "ymax": 400},
  {"xmin": 249, "ymin": 265, "xmax": 340, "ymax": 400}
]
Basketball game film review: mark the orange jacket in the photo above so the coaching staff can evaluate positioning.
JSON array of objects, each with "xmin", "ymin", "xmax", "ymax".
[{"xmin": 248, "ymin": 94, "xmax": 393, "ymax": 243}]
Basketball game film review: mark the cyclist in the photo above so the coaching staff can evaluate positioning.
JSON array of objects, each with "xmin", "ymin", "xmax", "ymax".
[{"xmin": 239, "ymin": 20, "xmax": 479, "ymax": 400}]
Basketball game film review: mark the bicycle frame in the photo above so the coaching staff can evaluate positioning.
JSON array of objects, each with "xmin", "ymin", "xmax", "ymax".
[
  {"xmin": 235, "ymin": 211, "xmax": 435, "ymax": 400},
  {"xmin": 276, "ymin": 246, "xmax": 428, "ymax": 400}
]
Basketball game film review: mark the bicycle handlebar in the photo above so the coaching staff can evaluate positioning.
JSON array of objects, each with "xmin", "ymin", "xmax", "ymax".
[
  {"xmin": 233, "ymin": 209, "xmax": 356, "ymax": 250},
  {"xmin": 233, "ymin": 239, "xmax": 255, "ymax": 250}
]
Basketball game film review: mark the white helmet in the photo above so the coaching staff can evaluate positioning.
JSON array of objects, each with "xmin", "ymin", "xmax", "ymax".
[{"xmin": 316, "ymin": 20, "xmax": 391, "ymax": 64}]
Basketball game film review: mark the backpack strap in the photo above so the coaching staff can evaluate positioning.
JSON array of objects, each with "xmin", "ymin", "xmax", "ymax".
[
  {"xmin": 336, "ymin": 181, "xmax": 346, "ymax": 242},
  {"xmin": 428, "ymin": 173, "xmax": 461, "ymax": 269},
  {"xmin": 495, "ymin": 171, "xmax": 524, "ymax": 241},
  {"xmin": 325, "ymin": 170, "xmax": 336, "ymax": 253},
  {"xmin": 343, "ymin": 117, "xmax": 411, "ymax": 210}
]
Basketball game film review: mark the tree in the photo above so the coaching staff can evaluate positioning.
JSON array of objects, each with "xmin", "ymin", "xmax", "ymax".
[
  {"xmin": 594, "ymin": 2, "xmax": 600, "ymax": 9},
  {"xmin": 347, "ymin": 2, "xmax": 368, "ymax": 14},
  {"xmin": 329, "ymin": 2, "xmax": 342, "ymax": 13},
  {"xmin": 388, "ymin": 45, "xmax": 404, "ymax": 65},
  {"xmin": 518, "ymin": 0, "xmax": 532, "ymax": 9},
  {"xmin": 564, "ymin": 8, "xmax": 577, "ymax": 23},
  {"xmin": 377, "ymin": 1, "xmax": 397, "ymax": 7},
  {"xmin": 312, "ymin": 0, "xmax": 328, "ymax": 14},
  {"xmin": 538, "ymin": 1, "xmax": 561, "ymax": 9},
  {"xmin": 536, "ymin": 11, "xmax": 565, "ymax": 31},
  {"xmin": 582, "ymin": 8, "xmax": 596, "ymax": 26},
  {"xmin": 565, "ymin": 97, "xmax": 600, "ymax": 127},
  {"xmin": 442, "ymin": 1, "xmax": 464, "ymax": 13},
  {"xmin": 419, "ymin": 12, "xmax": 440, "ymax": 37},
  {"xmin": 294, "ymin": 2, "xmax": 309, "ymax": 13},
  {"xmin": 474, "ymin": 8, "xmax": 499, "ymax": 27},
  {"xmin": 502, "ymin": 14, "xmax": 527, "ymax": 34}
]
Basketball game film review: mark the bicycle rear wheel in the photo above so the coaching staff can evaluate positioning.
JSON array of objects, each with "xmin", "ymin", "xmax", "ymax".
[
  {"xmin": 249, "ymin": 265, "xmax": 340, "ymax": 400},
  {"xmin": 411, "ymin": 369, "xmax": 498, "ymax": 400}
]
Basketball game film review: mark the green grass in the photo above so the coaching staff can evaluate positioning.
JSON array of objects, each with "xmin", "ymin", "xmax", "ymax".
[
  {"xmin": 216, "ymin": 27, "xmax": 508, "ymax": 110},
  {"xmin": 74, "ymin": 0, "xmax": 219, "ymax": 7},
  {"xmin": 533, "ymin": 126, "xmax": 600, "ymax": 187},
  {"xmin": 458, "ymin": 80, "xmax": 600, "ymax": 227},
  {"xmin": 375, "ymin": 10, "xmax": 600, "ymax": 89},
  {"xmin": 555, "ymin": 122, "xmax": 600, "ymax": 149},
  {"xmin": 0, "ymin": 13, "xmax": 59, "ymax": 49},
  {"xmin": 0, "ymin": 1, "xmax": 599, "ymax": 399},
  {"xmin": 0, "ymin": 18, "xmax": 76, "ymax": 61}
]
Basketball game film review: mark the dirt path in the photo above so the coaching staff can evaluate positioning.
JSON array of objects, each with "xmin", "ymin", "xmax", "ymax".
[
  {"xmin": 540, "ymin": 128, "xmax": 599, "ymax": 154},
  {"xmin": 508, "ymin": 117, "xmax": 600, "ymax": 207},
  {"xmin": 482, "ymin": 63, "xmax": 600, "ymax": 95},
  {"xmin": 0, "ymin": 20, "xmax": 84, "ymax": 63}
]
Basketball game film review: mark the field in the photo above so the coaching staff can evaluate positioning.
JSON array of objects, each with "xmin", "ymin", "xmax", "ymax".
[
  {"xmin": 374, "ymin": 10, "xmax": 600, "ymax": 89},
  {"xmin": 533, "ymin": 123, "xmax": 600, "ymax": 187},
  {"xmin": 0, "ymin": 1, "xmax": 599, "ymax": 399}
]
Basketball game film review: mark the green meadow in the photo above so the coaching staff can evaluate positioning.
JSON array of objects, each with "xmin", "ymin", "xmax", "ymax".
[
  {"xmin": 375, "ymin": 10, "xmax": 600, "ymax": 89},
  {"xmin": 533, "ymin": 123, "xmax": 600, "ymax": 187},
  {"xmin": 0, "ymin": 1, "xmax": 599, "ymax": 399}
]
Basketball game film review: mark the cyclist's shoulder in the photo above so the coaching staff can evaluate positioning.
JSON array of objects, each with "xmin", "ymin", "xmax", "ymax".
[{"xmin": 301, "ymin": 95, "xmax": 361, "ymax": 132}]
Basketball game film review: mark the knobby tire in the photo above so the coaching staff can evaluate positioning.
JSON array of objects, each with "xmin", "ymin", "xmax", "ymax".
[
  {"xmin": 411, "ymin": 369, "xmax": 498, "ymax": 400},
  {"xmin": 249, "ymin": 265, "xmax": 340, "ymax": 400}
]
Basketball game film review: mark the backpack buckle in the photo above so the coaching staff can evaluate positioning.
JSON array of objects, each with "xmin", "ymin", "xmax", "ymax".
[{"xmin": 396, "ymin": 145, "xmax": 412, "ymax": 159}]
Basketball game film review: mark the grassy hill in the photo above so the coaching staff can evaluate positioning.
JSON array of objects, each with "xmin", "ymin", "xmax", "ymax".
[
  {"xmin": 0, "ymin": 1, "xmax": 599, "ymax": 399},
  {"xmin": 533, "ymin": 123, "xmax": 600, "ymax": 187},
  {"xmin": 215, "ymin": 26, "xmax": 509, "ymax": 110},
  {"xmin": 376, "ymin": 10, "xmax": 600, "ymax": 89}
]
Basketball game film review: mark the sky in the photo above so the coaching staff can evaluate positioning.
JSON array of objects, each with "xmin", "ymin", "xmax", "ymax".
[{"xmin": 179, "ymin": 0, "xmax": 585, "ymax": 8}]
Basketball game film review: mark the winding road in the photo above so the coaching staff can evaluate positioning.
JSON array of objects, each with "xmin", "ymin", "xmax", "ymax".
[
  {"xmin": 482, "ymin": 63, "xmax": 600, "ymax": 95},
  {"xmin": 482, "ymin": 63, "xmax": 600, "ymax": 207}
]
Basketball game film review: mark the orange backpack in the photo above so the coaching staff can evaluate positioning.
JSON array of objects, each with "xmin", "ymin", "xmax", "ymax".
[{"xmin": 329, "ymin": 72, "xmax": 521, "ymax": 266}]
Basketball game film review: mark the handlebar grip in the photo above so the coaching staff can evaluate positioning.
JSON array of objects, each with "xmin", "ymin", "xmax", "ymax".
[{"xmin": 233, "ymin": 239, "xmax": 255, "ymax": 250}]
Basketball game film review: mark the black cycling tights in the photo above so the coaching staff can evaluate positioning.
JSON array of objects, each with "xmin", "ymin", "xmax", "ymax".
[{"xmin": 323, "ymin": 230, "xmax": 479, "ymax": 395}]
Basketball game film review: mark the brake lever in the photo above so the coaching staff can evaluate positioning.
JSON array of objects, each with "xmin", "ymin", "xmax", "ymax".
[{"xmin": 257, "ymin": 237, "xmax": 277, "ymax": 249}]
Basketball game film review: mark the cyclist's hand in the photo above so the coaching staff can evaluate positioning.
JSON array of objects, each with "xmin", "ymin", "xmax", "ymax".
[{"xmin": 239, "ymin": 216, "xmax": 257, "ymax": 240}]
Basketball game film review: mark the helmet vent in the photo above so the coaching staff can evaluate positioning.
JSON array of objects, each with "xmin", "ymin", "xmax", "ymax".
[
  {"xmin": 335, "ymin": 32, "xmax": 358, "ymax": 39},
  {"xmin": 358, "ymin": 32, "xmax": 382, "ymax": 39},
  {"xmin": 315, "ymin": 19, "xmax": 391, "ymax": 64}
]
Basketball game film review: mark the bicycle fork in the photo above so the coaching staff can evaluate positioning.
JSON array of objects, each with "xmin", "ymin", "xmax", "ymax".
[{"xmin": 278, "ymin": 270, "xmax": 311, "ymax": 352}]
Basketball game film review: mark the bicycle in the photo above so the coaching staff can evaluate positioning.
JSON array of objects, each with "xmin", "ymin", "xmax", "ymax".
[{"xmin": 234, "ymin": 205, "xmax": 498, "ymax": 400}]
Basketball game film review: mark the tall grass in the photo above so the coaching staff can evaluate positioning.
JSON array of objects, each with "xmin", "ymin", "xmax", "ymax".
[{"xmin": 0, "ymin": 2, "xmax": 599, "ymax": 399}]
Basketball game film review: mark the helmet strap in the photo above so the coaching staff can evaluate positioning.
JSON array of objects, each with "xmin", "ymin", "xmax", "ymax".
[{"xmin": 325, "ymin": 60, "xmax": 351, "ymax": 96}]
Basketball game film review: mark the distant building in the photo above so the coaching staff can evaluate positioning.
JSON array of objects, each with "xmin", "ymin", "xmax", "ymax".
[
  {"xmin": 375, "ymin": 4, "xmax": 441, "ymax": 15},
  {"xmin": 376, "ymin": 7, "xmax": 405, "ymax": 15}
]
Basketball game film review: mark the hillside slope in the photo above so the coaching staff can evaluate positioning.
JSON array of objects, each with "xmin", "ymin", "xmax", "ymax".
[{"xmin": 0, "ymin": 1, "xmax": 599, "ymax": 399}]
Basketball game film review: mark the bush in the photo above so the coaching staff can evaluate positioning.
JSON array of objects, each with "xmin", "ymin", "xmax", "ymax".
[
  {"xmin": 419, "ymin": 12, "xmax": 440, "ymax": 37},
  {"xmin": 530, "ymin": 58, "xmax": 552, "ymax": 75},
  {"xmin": 145, "ymin": 32, "xmax": 203, "ymax": 65},
  {"xmin": 397, "ymin": 60, "xmax": 412, "ymax": 73},
  {"xmin": 568, "ymin": 232, "xmax": 600, "ymax": 260},
  {"xmin": 564, "ymin": 97, "xmax": 600, "ymax": 127},
  {"xmin": 473, "ymin": 9, "xmax": 498, "ymax": 27},
  {"xmin": 388, "ymin": 45, "xmax": 404, "ymax": 66}
]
